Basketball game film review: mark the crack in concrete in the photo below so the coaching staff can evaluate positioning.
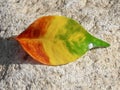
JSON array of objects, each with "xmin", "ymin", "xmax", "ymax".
[{"xmin": 0, "ymin": 64, "xmax": 9, "ymax": 81}]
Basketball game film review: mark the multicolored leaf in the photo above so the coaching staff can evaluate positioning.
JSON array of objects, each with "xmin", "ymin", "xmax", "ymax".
[{"xmin": 16, "ymin": 15, "xmax": 110, "ymax": 65}]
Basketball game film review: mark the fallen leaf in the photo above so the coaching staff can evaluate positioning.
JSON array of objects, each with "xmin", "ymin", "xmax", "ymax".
[{"xmin": 16, "ymin": 16, "xmax": 110, "ymax": 65}]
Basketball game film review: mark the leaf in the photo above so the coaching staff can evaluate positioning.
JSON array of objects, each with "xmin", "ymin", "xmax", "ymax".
[{"xmin": 16, "ymin": 16, "xmax": 110, "ymax": 65}]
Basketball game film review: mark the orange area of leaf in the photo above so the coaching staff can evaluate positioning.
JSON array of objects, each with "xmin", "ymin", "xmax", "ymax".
[
  {"xmin": 16, "ymin": 16, "xmax": 54, "ymax": 65},
  {"xmin": 18, "ymin": 40, "xmax": 50, "ymax": 65}
]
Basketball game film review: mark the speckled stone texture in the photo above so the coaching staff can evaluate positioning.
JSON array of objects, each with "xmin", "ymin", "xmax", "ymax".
[{"xmin": 0, "ymin": 0, "xmax": 120, "ymax": 90}]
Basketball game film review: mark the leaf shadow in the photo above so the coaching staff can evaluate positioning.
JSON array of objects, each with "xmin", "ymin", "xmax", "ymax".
[{"xmin": 0, "ymin": 36, "xmax": 43, "ymax": 65}]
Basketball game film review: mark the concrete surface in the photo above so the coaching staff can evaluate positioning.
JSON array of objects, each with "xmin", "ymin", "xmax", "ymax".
[{"xmin": 0, "ymin": 0, "xmax": 120, "ymax": 90}]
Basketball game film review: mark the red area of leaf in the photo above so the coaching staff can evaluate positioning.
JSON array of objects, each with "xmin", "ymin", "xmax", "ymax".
[{"xmin": 17, "ymin": 16, "xmax": 54, "ymax": 39}]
